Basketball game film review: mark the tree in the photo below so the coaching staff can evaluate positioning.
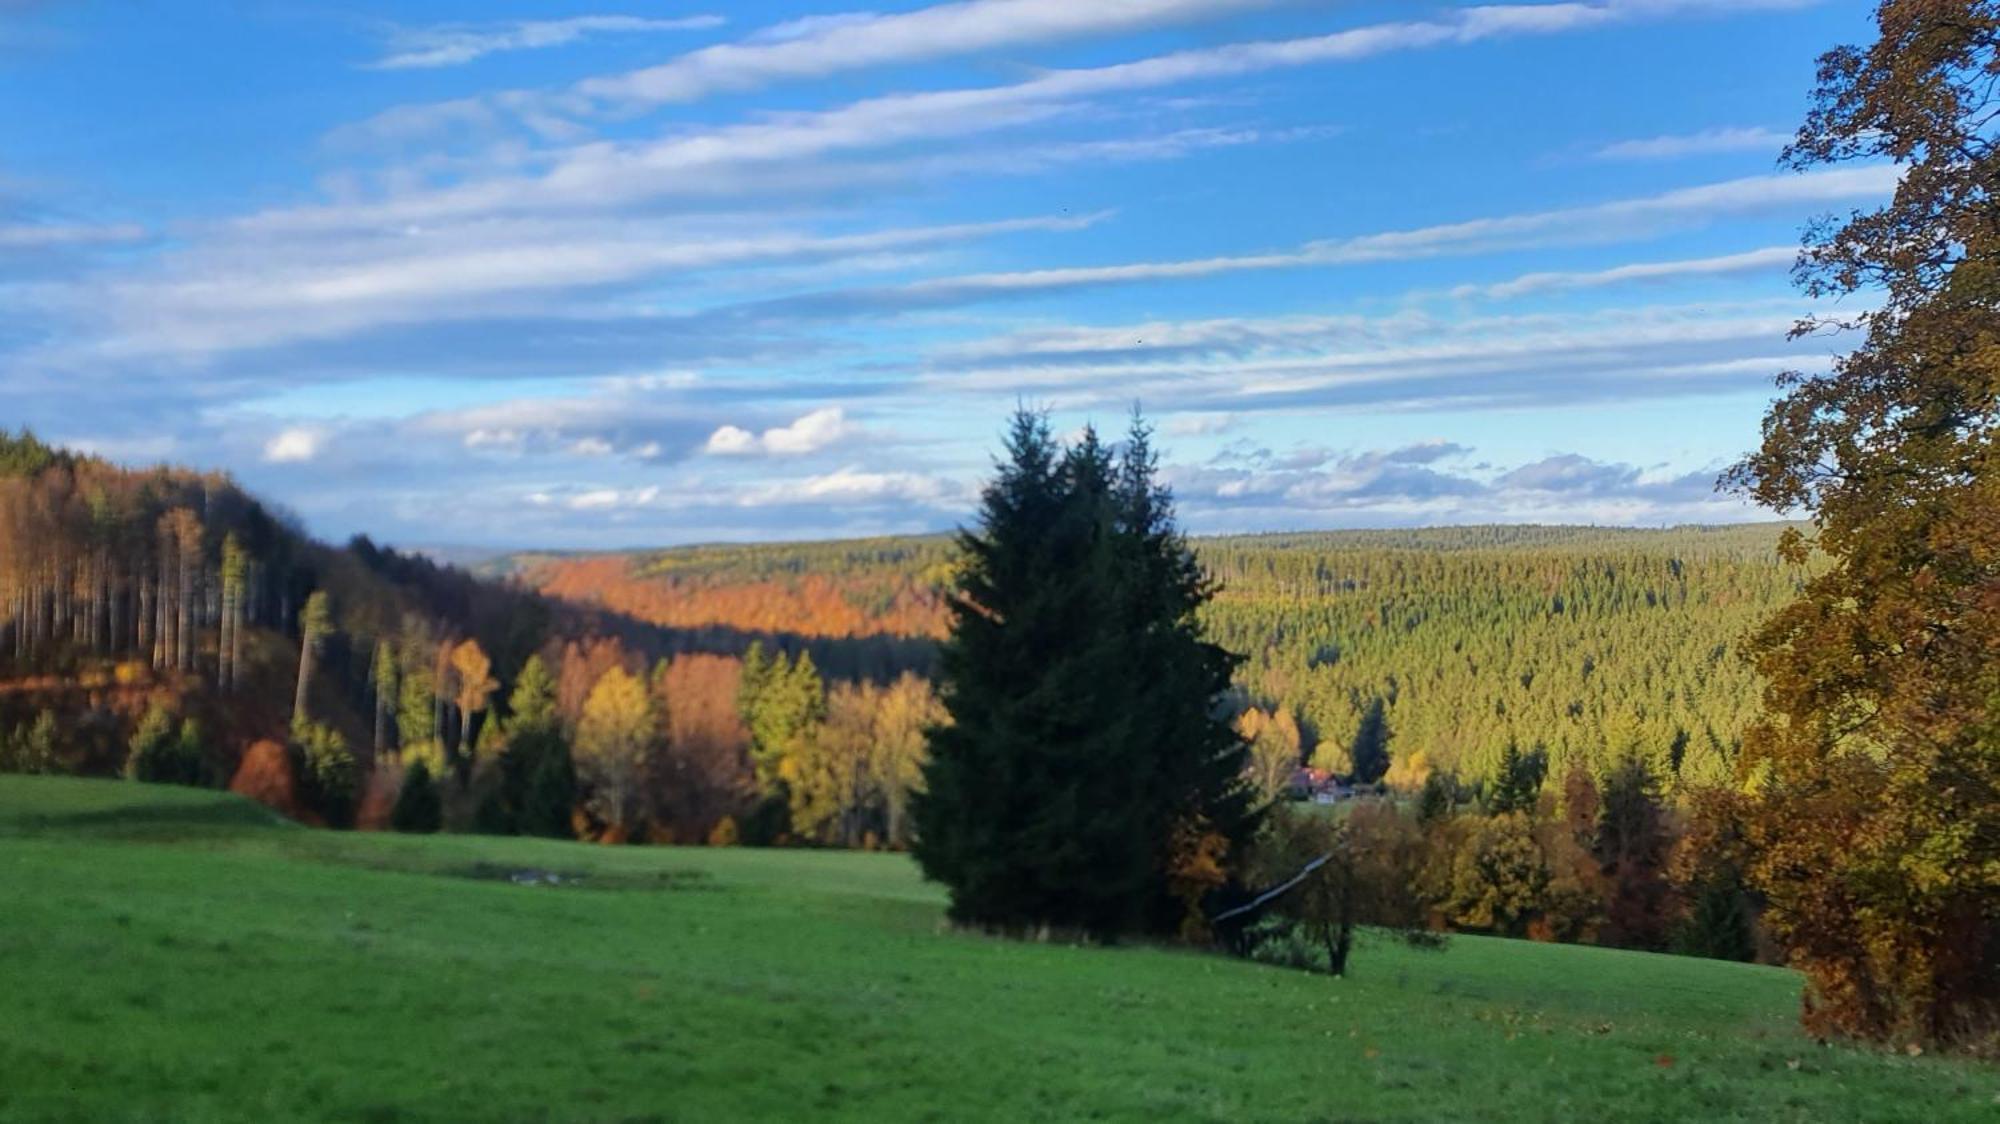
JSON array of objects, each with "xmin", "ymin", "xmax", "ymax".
[
  {"xmin": 124, "ymin": 704, "xmax": 209, "ymax": 787},
  {"xmin": 449, "ymin": 638, "xmax": 498, "ymax": 769},
  {"xmin": 1488, "ymin": 741, "xmax": 1545, "ymax": 815},
  {"xmin": 1347, "ymin": 697, "xmax": 1391, "ymax": 785},
  {"xmin": 1239, "ymin": 705, "xmax": 1305, "ymax": 802},
  {"xmin": 219, "ymin": 534, "xmax": 247, "ymax": 689},
  {"xmin": 489, "ymin": 654, "xmax": 576, "ymax": 838},
  {"xmin": 392, "ymin": 758, "xmax": 443, "ymax": 833},
  {"xmin": 370, "ymin": 640, "xmax": 397, "ymax": 759},
  {"xmin": 293, "ymin": 721, "xmax": 358, "ymax": 828},
  {"xmin": 575, "ymin": 666, "xmax": 657, "ymax": 837},
  {"xmin": 292, "ymin": 591, "xmax": 332, "ymax": 730},
  {"xmin": 870, "ymin": 672, "xmax": 941, "ymax": 848},
  {"xmin": 915, "ymin": 409, "xmax": 1256, "ymax": 938},
  {"xmin": 737, "ymin": 643, "xmax": 825, "ymax": 841},
  {"xmin": 1721, "ymin": 0, "xmax": 2000, "ymax": 1046},
  {"xmin": 1244, "ymin": 803, "xmax": 1438, "ymax": 976},
  {"xmin": 1446, "ymin": 813, "xmax": 1549, "ymax": 938},
  {"xmin": 1596, "ymin": 756, "xmax": 1671, "ymax": 949}
]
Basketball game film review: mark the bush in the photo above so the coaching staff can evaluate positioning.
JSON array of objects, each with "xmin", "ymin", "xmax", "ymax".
[
  {"xmin": 125, "ymin": 705, "xmax": 211, "ymax": 787},
  {"xmin": 293, "ymin": 722, "xmax": 359, "ymax": 828},
  {"xmin": 1, "ymin": 710, "xmax": 60, "ymax": 775},
  {"xmin": 392, "ymin": 759, "xmax": 443, "ymax": 833}
]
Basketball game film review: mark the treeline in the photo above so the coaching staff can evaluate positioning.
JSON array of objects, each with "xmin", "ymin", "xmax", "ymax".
[
  {"xmin": 0, "ymin": 433, "xmax": 944, "ymax": 849},
  {"xmin": 512, "ymin": 523, "xmax": 1803, "ymax": 793}
]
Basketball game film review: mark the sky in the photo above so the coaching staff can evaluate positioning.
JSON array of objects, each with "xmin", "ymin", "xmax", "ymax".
[{"xmin": 0, "ymin": 0, "xmax": 1885, "ymax": 548}]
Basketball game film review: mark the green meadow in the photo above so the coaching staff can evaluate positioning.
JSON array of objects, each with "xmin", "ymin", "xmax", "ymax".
[{"xmin": 0, "ymin": 776, "xmax": 1990, "ymax": 1123}]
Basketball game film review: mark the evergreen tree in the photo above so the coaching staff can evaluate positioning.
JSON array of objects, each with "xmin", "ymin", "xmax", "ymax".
[
  {"xmin": 490, "ymin": 654, "xmax": 575, "ymax": 838},
  {"xmin": 1347, "ymin": 697, "xmax": 1391, "ymax": 785},
  {"xmin": 1488, "ymin": 742, "xmax": 1545, "ymax": 815},
  {"xmin": 915, "ymin": 409, "xmax": 1255, "ymax": 938},
  {"xmin": 392, "ymin": 758, "xmax": 443, "ymax": 833}
]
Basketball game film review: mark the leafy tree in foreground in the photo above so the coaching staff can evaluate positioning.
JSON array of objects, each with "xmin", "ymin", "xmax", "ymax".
[
  {"xmin": 1723, "ymin": 0, "xmax": 2000, "ymax": 1046},
  {"xmin": 914, "ymin": 409, "xmax": 1255, "ymax": 939}
]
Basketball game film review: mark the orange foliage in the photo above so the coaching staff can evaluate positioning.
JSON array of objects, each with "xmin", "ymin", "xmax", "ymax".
[
  {"xmin": 354, "ymin": 763, "xmax": 401, "ymax": 831},
  {"xmin": 528, "ymin": 556, "xmax": 947, "ymax": 640},
  {"xmin": 651, "ymin": 653, "xmax": 753, "ymax": 837},
  {"xmin": 229, "ymin": 739, "xmax": 312, "ymax": 824}
]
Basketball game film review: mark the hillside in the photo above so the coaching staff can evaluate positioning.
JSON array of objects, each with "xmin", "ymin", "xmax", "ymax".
[
  {"xmin": 0, "ymin": 429, "xmax": 667, "ymax": 785},
  {"xmin": 2, "ymin": 775, "xmax": 1990, "ymax": 1123},
  {"xmin": 504, "ymin": 524, "xmax": 1805, "ymax": 785}
]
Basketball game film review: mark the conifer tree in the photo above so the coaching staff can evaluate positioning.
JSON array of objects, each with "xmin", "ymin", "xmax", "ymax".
[
  {"xmin": 1347, "ymin": 697, "xmax": 1392, "ymax": 784},
  {"xmin": 915, "ymin": 409, "xmax": 1254, "ymax": 938},
  {"xmin": 493, "ymin": 654, "xmax": 574, "ymax": 838}
]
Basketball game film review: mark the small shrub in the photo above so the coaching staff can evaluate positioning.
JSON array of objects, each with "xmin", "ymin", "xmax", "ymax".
[
  {"xmin": 125, "ymin": 705, "xmax": 211, "ymax": 787},
  {"xmin": 392, "ymin": 759, "xmax": 443, "ymax": 834},
  {"xmin": 2, "ymin": 710, "xmax": 61, "ymax": 775},
  {"xmin": 293, "ymin": 722, "xmax": 359, "ymax": 828},
  {"xmin": 706, "ymin": 815, "xmax": 740, "ymax": 847}
]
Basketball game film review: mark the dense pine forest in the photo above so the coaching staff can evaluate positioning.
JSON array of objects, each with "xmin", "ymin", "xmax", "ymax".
[{"xmin": 511, "ymin": 523, "xmax": 1803, "ymax": 792}]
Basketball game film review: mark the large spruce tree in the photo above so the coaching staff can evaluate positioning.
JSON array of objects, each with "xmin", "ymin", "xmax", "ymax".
[{"xmin": 913, "ymin": 409, "xmax": 1255, "ymax": 939}]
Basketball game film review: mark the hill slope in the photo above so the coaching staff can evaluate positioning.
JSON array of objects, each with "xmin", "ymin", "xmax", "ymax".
[
  {"xmin": 504, "ymin": 524, "xmax": 1805, "ymax": 783},
  {"xmin": 2, "ymin": 775, "xmax": 1989, "ymax": 1122}
]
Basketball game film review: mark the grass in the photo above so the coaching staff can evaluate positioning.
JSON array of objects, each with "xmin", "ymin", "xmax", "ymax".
[{"xmin": 0, "ymin": 776, "xmax": 1992, "ymax": 1123}]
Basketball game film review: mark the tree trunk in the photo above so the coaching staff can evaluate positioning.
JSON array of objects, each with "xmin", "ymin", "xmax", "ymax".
[{"xmin": 293, "ymin": 640, "xmax": 314, "ymax": 731}]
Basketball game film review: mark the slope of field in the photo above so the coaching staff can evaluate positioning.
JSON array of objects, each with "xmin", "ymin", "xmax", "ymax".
[
  {"xmin": 504, "ymin": 525, "xmax": 1803, "ymax": 782},
  {"xmin": 3, "ymin": 776, "xmax": 1990, "ymax": 1123}
]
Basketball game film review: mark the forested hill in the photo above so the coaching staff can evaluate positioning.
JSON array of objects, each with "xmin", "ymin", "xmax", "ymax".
[
  {"xmin": 0, "ymin": 430, "xmax": 663, "ymax": 777},
  {"xmin": 506, "ymin": 522, "xmax": 1805, "ymax": 787}
]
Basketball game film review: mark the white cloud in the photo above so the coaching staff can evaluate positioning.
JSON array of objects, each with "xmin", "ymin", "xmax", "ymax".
[
  {"xmin": 1594, "ymin": 125, "xmax": 1792, "ymax": 161},
  {"xmin": 343, "ymin": 0, "xmax": 1813, "ymax": 158},
  {"xmin": 703, "ymin": 425, "xmax": 758, "ymax": 455},
  {"xmin": 370, "ymin": 15, "xmax": 726, "ymax": 70},
  {"xmin": 761, "ymin": 167, "xmax": 1893, "ymax": 316},
  {"xmin": 576, "ymin": 0, "xmax": 1279, "ymax": 105},
  {"xmin": 0, "ymin": 222, "xmax": 146, "ymax": 249},
  {"xmin": 72, "ymin": 212, "xmax": 1100, "ymax": 362},
  {"xmin": 705, "ymin": 407, "xmax": 858, "ymax": 456},
  {"xmin": 1449, "ymin": 245, "xmax": 1797, "ymax": 300},
  {"xmin": 262, "ymin": 427, "xmax": 325, "ymax": 464},
  {"xmin": 923, "ymin": 298, "xmax": 1821, "ymax": 415},
  {"xmin": 738, "ymin": 466, "xmax": 961, "ymax": 507}
]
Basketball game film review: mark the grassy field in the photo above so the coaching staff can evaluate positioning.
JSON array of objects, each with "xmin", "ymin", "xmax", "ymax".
[{"xmin": 0, "ymin": 777, "xmax": 1991, "ymax": 1122}]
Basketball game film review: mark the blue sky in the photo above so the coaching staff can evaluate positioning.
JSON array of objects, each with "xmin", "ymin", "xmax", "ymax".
[{"xmin": 0, "ymin": 0, "xmax": 1882, "ymax": 547}]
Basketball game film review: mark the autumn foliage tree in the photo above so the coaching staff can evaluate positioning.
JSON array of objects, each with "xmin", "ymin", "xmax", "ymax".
[{"xmin": 1724, "ymin": 0, "xmax": 2000, "ymax": 1047}]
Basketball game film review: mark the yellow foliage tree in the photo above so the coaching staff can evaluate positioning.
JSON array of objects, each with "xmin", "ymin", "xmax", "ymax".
[{"xmin": 575, "ymin": 666, "xmax": 658, "ymax": 836}]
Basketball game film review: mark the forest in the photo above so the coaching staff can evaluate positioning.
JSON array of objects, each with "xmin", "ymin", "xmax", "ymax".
[{"xmin": 511, "ymin": 522, "xmax": 1801, "ymax": 790}]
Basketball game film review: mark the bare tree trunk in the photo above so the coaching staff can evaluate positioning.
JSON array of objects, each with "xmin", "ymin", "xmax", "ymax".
[{"xmin": 293, "ymin": 640, "xmax": 313, "ymax": 731}]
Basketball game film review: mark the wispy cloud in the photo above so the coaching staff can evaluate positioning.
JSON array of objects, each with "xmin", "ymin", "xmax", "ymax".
[
  {"xmin": 1449, "ymin": 245, "xmax": 1797, "ymax": 299},
  {"xmin": 576, "ymin": 0, "xmax": 1278, "ymax": 105},
  {"xmin": 1167, "ymin": 445, "xmax": 1748, "ymax": 527},
  {"xmin": 369, "ymin": 15, "xmax": 726, "ymax": 70},
  {"xmin": 1594, "ymin": 125, "xmax": 1792, "ymax": 160},
  {"xmin": 0, "ymin": 221, "xmax": 146, "ymax": 249},
  {"xmin": 344, "ymin": 0, "xmax": 1817, "ymax": 150},
  {"xmin": 730, "ymin": 167, "xmax": 1894, "ymax": 318}
]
